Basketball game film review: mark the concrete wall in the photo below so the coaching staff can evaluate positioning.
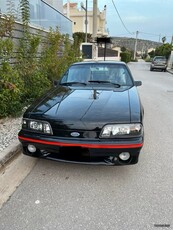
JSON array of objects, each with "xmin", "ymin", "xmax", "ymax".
[{"xmin": 0, "ymin": 18, "xmax": 49, "ymax": 64}]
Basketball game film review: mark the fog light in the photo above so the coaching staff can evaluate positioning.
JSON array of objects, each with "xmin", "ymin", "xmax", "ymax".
[
  {"xmin": 28, "ymin": 144, "xmax": 36, "ymax": 153},
  {"xmin": 119, "ymin": 152, "xmax": 130, "ymax": 161}
]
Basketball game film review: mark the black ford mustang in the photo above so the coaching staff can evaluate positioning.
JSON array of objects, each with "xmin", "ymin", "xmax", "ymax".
[{"xmin": 18, "ymin": 61, "xmax": 144, "ymax": 165}]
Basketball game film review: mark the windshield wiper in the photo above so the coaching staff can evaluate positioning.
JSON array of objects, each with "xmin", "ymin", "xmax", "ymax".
[
  {"xmin": 61, "ymin": 82, "xmax": 87, "ymax": 86},
  {"xmin": 88, "ymin": 80, "xmax": 121, "ymax": 88}
]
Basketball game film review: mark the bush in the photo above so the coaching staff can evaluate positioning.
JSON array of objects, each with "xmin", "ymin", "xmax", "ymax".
[
  {"xmin": 120, "ymin": 51, "xmax": 132, "ymax": 63},
  {"xmin": 0, "ymin": 38, "xmax": 24, "ymax": 117},
  {"xmin": 0, "ymin": 22, "xmax": 82, "ymax": 118},
  {"xmin": 145, "ymin": 56, "xmax": 152, "ymax": 62},
  {"xmin": 16, "ymin": 33, "xmax": 51, "ymax": 103},
  {"xmin": 39, "ymin": 28, "xmax": 82, "ymax": 82},
  {"xmin": 20, "ymin": 71, "xmax": 51, "ymax": 103},
  {"xmin": 0, "ymin": 62, "xmax": 24, "ymax": 117}
]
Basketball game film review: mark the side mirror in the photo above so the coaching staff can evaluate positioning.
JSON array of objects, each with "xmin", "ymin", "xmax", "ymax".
[{"xmin": 134, "ymin": 81, "xmax": 142, "ymax": 86}]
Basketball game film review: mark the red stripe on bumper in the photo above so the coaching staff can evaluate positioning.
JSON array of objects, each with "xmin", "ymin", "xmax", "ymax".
[{"xmin": 18, "ymin": 136, "xmax": 143, "ymax": 149}]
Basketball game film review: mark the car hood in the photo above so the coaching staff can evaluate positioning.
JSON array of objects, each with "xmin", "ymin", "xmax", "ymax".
[{"xmin": 25, "ymin": 86, "xmax": 142, "ymax": 125}]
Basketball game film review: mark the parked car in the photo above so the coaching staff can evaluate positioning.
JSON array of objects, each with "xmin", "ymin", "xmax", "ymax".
[
  {"xmin": 18, "ymin": 61, "xmax": 144, "ymax": 165},
  {"xmin": 150, "ymin": 56, "xmax": 167, "ymax": 72}
]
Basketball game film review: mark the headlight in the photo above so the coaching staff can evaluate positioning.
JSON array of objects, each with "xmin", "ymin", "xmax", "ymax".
[
  {"xmin": 22, "ymin": 119, "xmax": 53, "ymax": 135},
  {"xmin": 100, "ymin": 123, "xmax": 143, "ymax": 138}
]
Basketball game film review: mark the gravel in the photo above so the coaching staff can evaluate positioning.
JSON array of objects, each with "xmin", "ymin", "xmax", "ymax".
[{"xmin": 0, "ymin": 117, "xmax": 22, "ymax": 153}]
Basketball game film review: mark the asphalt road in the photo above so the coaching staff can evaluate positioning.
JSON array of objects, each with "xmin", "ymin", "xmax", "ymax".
[{"xmin": 0, "ymin": 61, "xmax": 173, "ymax": 230}]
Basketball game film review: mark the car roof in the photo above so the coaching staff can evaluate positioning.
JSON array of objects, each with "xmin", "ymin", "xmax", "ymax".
[
  {"xmin": 71, "ymin": 60, "xmax": 127, "ymax": 66},
  {"xmin": 154, "ymin": 56, "xmax": 166, "ymax": 58}
]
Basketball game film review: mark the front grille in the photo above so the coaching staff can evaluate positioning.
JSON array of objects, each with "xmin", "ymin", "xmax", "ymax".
[{"xmin": 51, "ymin": 129, "xmax": 100, "ymax": 139}]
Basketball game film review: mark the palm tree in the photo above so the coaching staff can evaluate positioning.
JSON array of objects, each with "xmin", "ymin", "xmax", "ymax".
[{"xmin": 162, "ymin": 36, "xmax": 166, "ymax": 44}]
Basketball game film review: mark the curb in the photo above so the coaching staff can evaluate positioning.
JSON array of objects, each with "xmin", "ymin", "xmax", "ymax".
[
  {"xmin": 0, "ymin": 140, "xmax": 22, "ymax": 169},
  {"xmin": 167, "ymin": 69, "xmax": 173, "ymax": 75}
]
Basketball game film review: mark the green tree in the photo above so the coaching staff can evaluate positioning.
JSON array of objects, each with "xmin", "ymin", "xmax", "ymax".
[
  {"xmin": 155, "ymin": 43, "xmax": 172, "ymax": 59},
  {"xmin": 121, "ymin": 46, "xmax": 127, "ymax": 52},
  {"xmin": 73, "ymin": 32, "xmax": 92, "ymax": 43},
  {"xmin": 162, "ymin": 36, "xmax": 166, "ymax": 44}
]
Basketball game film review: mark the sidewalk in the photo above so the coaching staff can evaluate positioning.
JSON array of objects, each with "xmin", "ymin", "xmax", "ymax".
[
  {"xmin": 0, "ymin": 117, "xmax": 22, "ymax": 169},
  {"xmin": 0, "ymin": 140, "xmax": 21, "ymax": 169},
  {"xmin": 167, "ymin": 68, "xmax": 173, "ymax": 75}
]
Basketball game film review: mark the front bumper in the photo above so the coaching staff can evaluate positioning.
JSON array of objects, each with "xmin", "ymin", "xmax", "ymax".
[{"xmin": 18, "ymin": 131, "xmax": 144, "ymax": 165}]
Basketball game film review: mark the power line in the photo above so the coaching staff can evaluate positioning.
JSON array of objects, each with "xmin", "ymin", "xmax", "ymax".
[
  {"xmin": 110, "ymin": 1, "xmax": 171, "ymax": 42},
  {"xmin": 140, "ymin": 31, "xmax": 172, "ymax": 41},
  {"xmin": 111, "ymin": 0, "xmax": 133, "ymax": 35},
  {"xmin": 139, "ymin": 31, "xmax": 160, "ymax": 37}
]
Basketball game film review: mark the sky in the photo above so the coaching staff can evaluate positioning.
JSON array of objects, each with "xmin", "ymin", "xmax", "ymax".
[{"xmin": 63, "ymin": 0, "xmax": 173, "ymax": 43}]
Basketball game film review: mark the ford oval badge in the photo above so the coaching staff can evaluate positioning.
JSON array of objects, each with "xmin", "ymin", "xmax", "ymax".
[{"xmin": 71, "ymin": 132, "xmax": 80, "ymax": 137}]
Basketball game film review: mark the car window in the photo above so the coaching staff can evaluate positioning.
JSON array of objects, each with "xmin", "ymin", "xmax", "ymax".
[
  {"xmin": 61, "ymin": 66, "xmax": 91, "ymax": 83},
  {"xmin": 154, "ymin": 56, "xmax": 166, "ymax": 61},
  {"xmin": 108, "ymin": 66, "xmax": 132, "ymax": 85},
  {"xmin": 61, "ymin": 64, "xmax": 133, "ymax": 86}
]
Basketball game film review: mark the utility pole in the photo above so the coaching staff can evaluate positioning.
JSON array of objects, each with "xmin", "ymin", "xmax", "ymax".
[
  {"xmin": 92, "ymin": 0, "xmax": 98, "ymax": 60},
  {"xmin": 134, "ymin": 31, "xmax": 139, "ymax": 60},
  {"xmin": 81, "ymin": 0, "xmax": 88, "ymax": 42},
  {"xmin": 93, "ymin": 0, "xmax": 97, "ymax": 40},
  {"xmin": 85, "ymin": 0, "xmax": 88, "ymax": 42},
  {"xmin": 159, "ymin": 34, "xmax": 161, "ymax": 43}
]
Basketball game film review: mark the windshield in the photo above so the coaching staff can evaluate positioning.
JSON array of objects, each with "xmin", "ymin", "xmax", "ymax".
[
  {"xmin": 154, "ymin": 56, "xmax": 166, "ymax": 61},
  {"xmin": 60, "ymin": 63, "xmax": 133, "ymax": 86}
]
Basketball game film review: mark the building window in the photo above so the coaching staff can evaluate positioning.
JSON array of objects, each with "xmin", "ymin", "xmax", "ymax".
[{"xmin": 74, "ymin": 22, "xmax": 76, "ymax": 25}]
